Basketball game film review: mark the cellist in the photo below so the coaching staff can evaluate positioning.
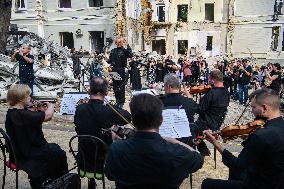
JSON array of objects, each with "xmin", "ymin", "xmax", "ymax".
[{"xmin": 202, "ymin": 88, "xmax": 284, "ymax": 189}]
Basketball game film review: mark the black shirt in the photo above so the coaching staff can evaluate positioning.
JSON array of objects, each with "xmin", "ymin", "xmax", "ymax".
[
  {"xmin": 160, "ymin": 93, "xmax": 198, "ymax": 123},
  {"xmin": 238, "ymin": 65, "xmax": 253, "ymax": 85},
  {"xmin": 105, "ymin": 132, "xmax": 204, "ymax": 189},
  {"xmin": 222, "ymin": 117, "xmax": 284, "ymax": 189},
  {"xmin": 15, "ymin": 53, "xmax": 35, "ymax": 80},
  {"xmin": 269, "ymin": 71, "xmax": 281, "ymax": 93},
  {"xmin": 108, "ymin": 45, "xmax": 133, "ymax": 68},
  {"xmin": 74, "ymin": 99, "xmax": 131, "ymax": 172},
  {"xmin": 196, "ymin": 87, "xmax": 230, "ymax": 131},
  {"xmin": 5, "ymin": 109, "xmax": 46, "ymax": 159}
]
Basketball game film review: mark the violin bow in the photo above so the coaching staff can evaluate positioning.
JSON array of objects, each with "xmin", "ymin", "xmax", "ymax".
[{"xmin": 234, "ymin": 101, "xmax": 250, "ymax": 125}]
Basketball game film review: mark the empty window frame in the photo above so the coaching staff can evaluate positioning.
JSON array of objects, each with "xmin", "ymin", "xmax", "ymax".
[
  {"xmin": 205, "ymin": 3, "xmax": 214, "ymax": 22},
  {"xmin": 60, "ymin": 32, "xmax": 74, "ymax": 49},
  {"xmin": 15, "ymin": 0, "xmax": 26, "ymax": 9},
  {"xmin": 157, "ymin": 4, "xmax": 165, "ymax": 22},
  {"xmin": 90, "ymin": 31, "xmax": 104, "ymax": 54},
  {"xmin": 177, "ymin": 5, "xmax": 188, "ymax": 22},
  {"xmin": 59, "ymin": 0, "xmax": 71, "ymax": 8},
  {"xmin": 178, "ymin": 40, "xmax": 188, "ymax": 55},
  {"xmin": 89, "ymin": 0, "xmax": 103, "ymax": 7},
  {"xmin": 272, "ymin": 26, "xmax": 280, "ymax": 51},
  {"xmin": 206, "ymin": 36, "xmax": 213, "ymax": 51}
]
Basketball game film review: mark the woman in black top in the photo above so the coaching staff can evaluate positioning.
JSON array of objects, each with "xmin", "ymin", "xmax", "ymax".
[
  {"xmin": 267, "ymin": 63, "xmax": 282, "ymax": 93},
  {"xmin": 5, "ymin": 84, "xmax": 68, "ymax": 189}
]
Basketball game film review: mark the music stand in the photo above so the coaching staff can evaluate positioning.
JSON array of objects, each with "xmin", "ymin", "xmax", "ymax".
[{"xmin": 109, "ymin": 72, "xmax": 122, "ymax": 81}]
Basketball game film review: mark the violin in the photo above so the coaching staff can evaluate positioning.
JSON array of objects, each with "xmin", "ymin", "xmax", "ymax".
[
  {"xmin": 219, "ymin": 119, "xmax": 265, "ymax": 141},
  {"xmin": 189, "ymin": 85, "xmax": 212, "ymax": 94},
  {"xmin": 28, "ymin": 101, "xmax": 48, "ymax": 112}
]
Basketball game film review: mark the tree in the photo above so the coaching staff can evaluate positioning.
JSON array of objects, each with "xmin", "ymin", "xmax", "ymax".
[{"xmin": 0, "ymin": 0, "xmax": 12, "ymax": 54}]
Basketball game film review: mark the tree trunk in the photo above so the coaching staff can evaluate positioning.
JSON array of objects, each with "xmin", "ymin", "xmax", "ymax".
[{"xmin": 0, "ymin": 0, "xmax": 12, "ymax": 54}]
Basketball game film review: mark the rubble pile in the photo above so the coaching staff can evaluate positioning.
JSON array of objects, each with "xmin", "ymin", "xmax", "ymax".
[{"xmin": 0, "ymin": 32, "xmax": 79, "ymax": 100}]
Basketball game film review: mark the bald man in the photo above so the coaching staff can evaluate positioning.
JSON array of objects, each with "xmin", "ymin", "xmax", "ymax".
[
  {"xmin": 12, "ymin": 44, "xmax": 35, "ymax": 97},
  {"xmin": 108, "ymin": 37, "xmax": 133, "ymax": 108},
  {"xmin": 202, "ymin": 88, "xmax": 284, "ymax": 189}
]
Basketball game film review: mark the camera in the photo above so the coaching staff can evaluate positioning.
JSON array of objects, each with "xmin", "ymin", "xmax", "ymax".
[{"xmin": 112, "ymin": 125, "xmax": 136, "ymax": 139}]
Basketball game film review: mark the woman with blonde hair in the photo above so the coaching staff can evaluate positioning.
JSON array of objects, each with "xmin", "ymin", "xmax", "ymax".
[{"xmin": 5, "ymin": 84, "xmax": 68, "ymax": 188}]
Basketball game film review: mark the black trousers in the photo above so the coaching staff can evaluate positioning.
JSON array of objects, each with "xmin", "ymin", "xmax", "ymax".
[
  {"xmin": 112, "ymin": 68, "xmax": 126, "ymax": 105},
  {"xmin": 20, "ymin": 78, "xmax": 34, "ymax": 97},
  {"xmin": 202, "ymin": 164, "xmax": 248, "ymax": 189},
  {"xmin": 20, "ymin": 143, "xmax": 68, "ymax": 189}
]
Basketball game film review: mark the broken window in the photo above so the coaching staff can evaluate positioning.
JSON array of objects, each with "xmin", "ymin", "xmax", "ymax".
[
  {"xmin": 60, "ymin": 32, "xmax": 74, "ymax": 49},
  {"xmin": 59, "ymin": 0, "xmax": 71, "ymax": 8},
  {"xmin": 177, "ymin": 5, "xmax": 188, "ymax": 22},
  {"xmin": 90, "ymin": 31, "xmax": 104, "ymax": 53},
  {"xmin": 178, "ymin": 40, "xmax": 188, "ymax": 55},
  {"xmin": 272, "ymin": 26, "xmax": 280, "ymax": 51},
  {"xmin": 205, "ymin": 3, "xmax": 214, "ymax": 22},
  {"xmin": 152, "ymin": 39, "xmax": 166, "ymax": 55},
  {"xmin": 89, "ymin": 0, "xmax": 103, "ymax": 7},
  {"xmin": 206, "ymin": 36, "xmax": 213, "ymax": 51},
  {"xmin": 15, "ymin": 0, "xmax": 26, "ymax": 9},
  {"xmin": 157, "ymin": 4, "xmax": 165, "ymax": 22}
]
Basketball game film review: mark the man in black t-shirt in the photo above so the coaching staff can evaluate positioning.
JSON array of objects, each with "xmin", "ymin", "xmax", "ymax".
[
  {"xmin": 105, "ymin": 94, "xmax": 203, "ymax": 189},
  {"xmin": 12, "ymin": 44, "xmax": 35, "ymax": 97},
  {"xmin": 183, "ymin": 70, "xmax": 230, "ymax": 156},
  {"xmin": 237, "ymin": 59, "xmax": 253, "ymax": 105},
  {"xmin": 74, "ymin": 76, "xmax": 131, "ymax": 188},
  {"xmin": 202, "ymin": 88, "xmax": 284, "ymax": 189},
  {"xmin": 107, "ymin": 37, "xmax": 133, "ymax": 108},
  {"xmin": 160, "ymin": 73, "xmax": 199, "ymax": 143}
]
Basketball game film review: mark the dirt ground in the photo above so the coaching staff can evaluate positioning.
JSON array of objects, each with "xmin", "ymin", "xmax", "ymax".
[{"xmin": 0, "ymin": 99, "xmax": 251, "ymax": 189}]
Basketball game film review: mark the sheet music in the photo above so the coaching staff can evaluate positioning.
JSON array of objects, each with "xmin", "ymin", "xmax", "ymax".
[
  {"xmin": 109, "ymin": 72, "xmax": 122, "ymax": 80},
  {"xmin": 60, "ymin": 93, "xmax": 89, "ymax": 115},
  {"xmin": 159, "ymin": 109, "xmax": 191, "ymax": 138}
]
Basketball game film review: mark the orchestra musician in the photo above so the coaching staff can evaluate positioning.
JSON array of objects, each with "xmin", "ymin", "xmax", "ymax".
[
  {"xmin": 11, "ymin": 44, "xmax": 35, "ymax": 97},
  {"xmin": 160, "ymin": 73, "xmax": 198, "ymax": 143},
  {"xmin": 107, "ymin": 37, "xmax": 133, "ymax": 108},
  {"xmin": 105, "ymin": 94, "xmax": 204, "ymax": 189},
  {"xmin": 74, "ymin": 76, "xmax": 131, "ymax": 188},
  {"xmin": 5, "ymin": 84, "xmax": 68, "ymax": 189},
  {"xmin": 184, "ymin": 69, "xmax": 230, "ymax": 156},
  {"xmin": 202, "ymin": 88, "xmax": 284, "ymax": 189}
]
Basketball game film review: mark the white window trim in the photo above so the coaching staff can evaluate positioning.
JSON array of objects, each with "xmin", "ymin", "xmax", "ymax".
[
  {"xmin": 156, "ymin": 4, "xmax": 165, "ymax": 22},
  {"xmin": 57, "ymin": 0, "xmax": 72, "ymax": 9},
  {"xmin": 15, "ymin": 0, "xmax": 27, "ymax": 10}
]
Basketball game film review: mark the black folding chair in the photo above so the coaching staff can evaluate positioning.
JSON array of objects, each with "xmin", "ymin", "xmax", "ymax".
[
  {"xmin": 69, "ymin": 135, "xmax": 108, "ymax": 189},
  {"xmin": 0, "ymin": 128, "xmax": 19, "ymax": 189}
]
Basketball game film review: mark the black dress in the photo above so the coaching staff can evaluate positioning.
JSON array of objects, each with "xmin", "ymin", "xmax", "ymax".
[
  {"xmin": 155, "ymin": 62, "xmax": 164, "ymax": 82},
  {"xmin": 5, "ymin": 109, "xmax": 68, "ymax": 188},
  {"xmin": 129, "ymin": 61, "xmax": 142, "ymax": 90}
]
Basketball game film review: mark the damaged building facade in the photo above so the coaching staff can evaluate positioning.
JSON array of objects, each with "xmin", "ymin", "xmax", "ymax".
[
  {"xmin": 229, "ymin": 0, "xmax": 284, "ymax": 59},
  {"xmin": 126, "ymin": 0, "xmax": 228, "ymax": 57},
  {"xmin": 126, "ymin": 0, "xmax": 284, "ymax": 60},
  {"xmin": 10, "ymin": 0, "xmax": 116, "ymax": 53}
]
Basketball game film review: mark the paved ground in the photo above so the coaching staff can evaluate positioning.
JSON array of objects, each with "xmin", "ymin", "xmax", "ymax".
[{"xmin": 0, "ymin": 100, "xmax": 251, "ymax": 188}]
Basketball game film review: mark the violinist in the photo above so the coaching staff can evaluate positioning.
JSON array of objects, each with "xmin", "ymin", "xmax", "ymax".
[
  {"xmin": 202, "ymin": 88, "xmax": 284, "ymax": 189},
  {"xmin": 105, "ymin": 94, "xmax": 204, "ymax": 189},
  {"xmin": 5, "ymin": 84, "xmax": 68, "ymax": 188},
  {"xmin": 186, "ymin": 69, "xmax": 230, "ymax": 156},
  {"xmin": 74, "ymin": 76, "xmax": 131, "ymax": 188}
]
